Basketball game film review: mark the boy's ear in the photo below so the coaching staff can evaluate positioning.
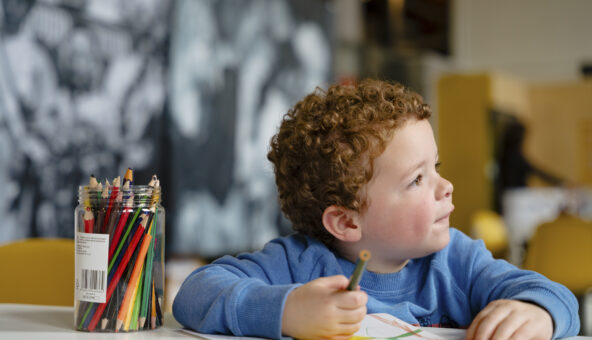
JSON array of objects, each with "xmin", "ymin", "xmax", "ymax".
[{"xmin": 322, "ymin": 205, "xmax": 362, "ymax": 242}]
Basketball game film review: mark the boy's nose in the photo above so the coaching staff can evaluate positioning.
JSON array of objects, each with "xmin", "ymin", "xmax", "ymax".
[{"xmin": 437, "ymin": 177, "xmax": 453, "ymax": 200}]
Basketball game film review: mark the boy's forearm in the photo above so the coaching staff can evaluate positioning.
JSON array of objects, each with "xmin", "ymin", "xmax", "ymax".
[
  {"xmin": 453, "ymin": 233, "xmax": 579, "ymax": 338},
  {"xmin": 510, "ymin": 287, "xmax": 579, "ymax": 339},
  {"xmin": 172, "ymin": 266, "xmax": 299, "ymax": 339}
]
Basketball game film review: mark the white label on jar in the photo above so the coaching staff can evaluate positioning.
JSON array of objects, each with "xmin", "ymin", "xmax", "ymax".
[{"xmin": 75, "ymin": 232, "xmax": 109, "ymax": 303}]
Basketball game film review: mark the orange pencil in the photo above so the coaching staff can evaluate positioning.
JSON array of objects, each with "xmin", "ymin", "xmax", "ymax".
[
  {"xmin": 125, "ymin": 263, "xmax": 144, "ymax": 331},
  {"xmin": 150, "ymin": 281, "xmax": 156, "ymax": 329},
  {"xmin": 123, "ymin": 168, "xmax": 134, "ymax": 186},
  {"xmin": 116, "ymin": 225, "xmax": 153, "ymax": 331}
]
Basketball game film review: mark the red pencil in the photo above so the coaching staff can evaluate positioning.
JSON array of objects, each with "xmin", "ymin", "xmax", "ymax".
[
  {"xmin": 108, "ymin": 194, "xmax": 133, "ymax": 260},
  {"xmin": 102, "ymin": 177, "xmax": 120, "ymax": 233},
  {"xmin": 83, "ymin": 208, "xmax": 94, "ymax": 233}
]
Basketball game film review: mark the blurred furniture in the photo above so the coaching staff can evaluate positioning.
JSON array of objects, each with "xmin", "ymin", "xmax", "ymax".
[
  {"xmin": 470, "ymin": 210, "xmax": 508, "ymax": 259},
  {"xmin": 438, "ymin": 73, "xmax": 591, "ymax": 237},
  {"xmin": 523, "ymin": 213, "xmax": 592, "ymax": 296},
  {"xmin": 0, "ymin": 238, "xmax": 74, "ymax": 306},
  {"xmin": 504, "ymin": 187, "xmax": 592, "ymax": 265},
  {"xmin": 437, "ymin": 73, "xmax": 529, "ymax": 235}
]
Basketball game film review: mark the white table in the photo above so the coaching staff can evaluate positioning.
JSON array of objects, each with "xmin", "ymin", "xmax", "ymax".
[
  {"xmin": 0, "ymin": 303, "xmax": 186, "ymax": 339},
  {"xmin": 0, "ymin": 303, "xmax": 589, "ymax": 339}
]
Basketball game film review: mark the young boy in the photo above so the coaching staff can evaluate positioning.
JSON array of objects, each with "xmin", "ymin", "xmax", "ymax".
[{"xmin": 173, "ymin": 79, "xmax": 579, "ymax": 340}]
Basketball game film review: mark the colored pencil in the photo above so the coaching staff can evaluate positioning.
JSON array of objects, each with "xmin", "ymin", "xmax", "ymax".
[
  {"xmin": 108, "ymin": 190, "xmax": 133, "ymax": 260},
  {"xmin": 86, "ymin": 220, "xmax": 146, "ymax": 331},
  {"xmin": 83, "ymin": 208, "xmax": 94, "ymax": 233},
  {"xmin": 89, "ymin": 175, "xmax": 99, "ymax": 208},
  {"xmin": 150, "ymin": 280, "xmax": 156, "ymax": 329},
  {"xmin": 347, "ymin": 250, "xmax": 371, "ymax": 291},
  {"xmin": 102, "ymin": 177, "xmax": 120, "ymax": 233},
  {"xmin": 103, "ymin": 236, "xmax": 141, "ymax": 330},
  {"xmin": 115, "ymin": 221, "xmax": 153, "ymax": 331},
  {"xmin": 108, "ymin": 208, "xmax": 143, "ymax": 273},
  {"xmin": 127, "ymin": 264, "xmax": 144, "ymax": 331},
  {"xmin": 139, "ymin": 206, "xmax": 157, "ymax": 327},
  {"xmin": 123, "ymin": 168, "xmax": 134, "ymax": 186},
  {"xmin": 94, "ymin": 181, "xmax": 109, "ymax": 233}
]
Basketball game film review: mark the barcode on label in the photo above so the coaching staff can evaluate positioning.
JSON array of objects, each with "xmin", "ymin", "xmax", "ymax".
[{"xmin": 80, "ymin": 269, "xmax": 106, "ymax": 291}]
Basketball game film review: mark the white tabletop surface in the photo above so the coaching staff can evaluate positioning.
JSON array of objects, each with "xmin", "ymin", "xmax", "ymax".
[
  {"xmin": 0, "ymin": 303, "xmax": 187, "ymax": 339},
  {"xmin": 0, "ymin": 303, "xmax": 589, "ymax": 340}
]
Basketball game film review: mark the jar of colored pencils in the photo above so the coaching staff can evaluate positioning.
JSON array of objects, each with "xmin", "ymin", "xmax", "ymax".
[{"xmin": 74, "ymin": 175, "xmax": 165, "ymax": 332}]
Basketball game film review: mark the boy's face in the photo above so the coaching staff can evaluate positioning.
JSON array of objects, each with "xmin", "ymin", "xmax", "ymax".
[{"xmin": 355, "ymin": 118, "xmax": 454, "ymax": 272}]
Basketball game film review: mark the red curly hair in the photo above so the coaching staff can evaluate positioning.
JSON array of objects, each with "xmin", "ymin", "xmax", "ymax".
[{"xmin": 267, "ymin": 79, "xmax": 431, "ymax": 246}]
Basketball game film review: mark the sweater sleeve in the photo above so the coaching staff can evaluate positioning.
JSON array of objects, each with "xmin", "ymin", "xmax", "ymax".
[
  {"xmin": 172, "ymin": 265, "xmax": 298, "ymax": 339},
  {"xmin": 172, "ymin": 237, "xmax": 308, "ymax": 339},
  {"xmin": 450, "ymin": 230, "xmax": 580, "ymax": 339}
]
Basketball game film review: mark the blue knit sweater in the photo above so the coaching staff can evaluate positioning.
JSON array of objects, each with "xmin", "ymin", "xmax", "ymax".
[{"xmin": 172, "ymin": 228, "xmax": 579, "ymax": 339}]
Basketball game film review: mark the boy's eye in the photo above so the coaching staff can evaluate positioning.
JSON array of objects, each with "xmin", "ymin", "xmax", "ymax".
[
  {"xmin": 411, "ymin": 174, "xmax": 423, "ymax": 186},
  {"xmin": 435, "ymin": 162, "xmax": 442, "ymax": 173}
]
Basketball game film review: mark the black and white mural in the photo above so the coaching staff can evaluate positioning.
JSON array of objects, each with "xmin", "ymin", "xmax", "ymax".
[
  {"xmin": 167, "ymin": 0, "xmax": 331, "ymax": 257},
  {"xmin": 0, "ymin": 0, "xmax": 170, "ymax": 240},
  {"xmin": 0, "ymin": 0, "xmax": 331, "ymax": 257}
]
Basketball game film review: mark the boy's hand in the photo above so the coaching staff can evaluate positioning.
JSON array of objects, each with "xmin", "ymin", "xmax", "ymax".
[
  {"xmin": 466, "ymin": 299, "xmax": 553, "ymax": 340},
  {"xmin": 281, "ymin": 275, "xmax": 368, "ymax": 340}
]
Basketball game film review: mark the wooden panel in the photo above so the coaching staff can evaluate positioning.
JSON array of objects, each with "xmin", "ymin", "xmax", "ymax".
[{"xmin": 526, "ymin": 82, "xmax": 592, "ymax": 185}]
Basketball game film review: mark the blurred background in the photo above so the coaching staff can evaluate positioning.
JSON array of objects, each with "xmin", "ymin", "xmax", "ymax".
[{"xmin": 1, "ymin": 0, "xmax": 592, "ymax": 330}]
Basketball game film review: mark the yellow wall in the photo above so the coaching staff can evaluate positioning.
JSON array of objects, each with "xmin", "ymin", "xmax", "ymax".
[
  {"xmin": 437, "ymin": 73, "xmax": 529, "ymax": 233},
  {"xmin": 437, "ymin": 74, "xmax": 492, "ymax": 234}
]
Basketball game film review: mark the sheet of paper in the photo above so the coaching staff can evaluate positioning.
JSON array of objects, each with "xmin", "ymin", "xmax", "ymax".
[
  {"xmin": 353, "ymin": 313, "xmax": 446, "ymax": 339},
  {"xmin": 181, "ymin": 329, "xmax": 269, "ymax": 340},
  {"xmin": 181, "ymin": 313, "xmax": 465, "ymax": 340}
]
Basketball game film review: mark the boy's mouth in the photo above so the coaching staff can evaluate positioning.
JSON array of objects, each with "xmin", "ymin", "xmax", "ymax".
[{"xmin": 435, "ymin": 206, "xmax": 454, "ymax": 223}]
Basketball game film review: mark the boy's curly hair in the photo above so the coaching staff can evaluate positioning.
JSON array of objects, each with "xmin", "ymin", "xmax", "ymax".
[{"xmin": 267, "ymin": 79, "xmax": 431, "ymax": 246}]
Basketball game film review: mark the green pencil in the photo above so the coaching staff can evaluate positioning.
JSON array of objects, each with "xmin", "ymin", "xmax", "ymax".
[
  {"xmin": 347, "ymin": 250, "xmax": 371, "ymax": 291},
  {"xmin": 139, "ymin": 206, "xmax": 158, "ymax": 328}
]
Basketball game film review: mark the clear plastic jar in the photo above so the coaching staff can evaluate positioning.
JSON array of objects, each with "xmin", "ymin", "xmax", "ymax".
[{"xmin": 74, "ymin": 184, "xmax": 165, "ymax": 332}]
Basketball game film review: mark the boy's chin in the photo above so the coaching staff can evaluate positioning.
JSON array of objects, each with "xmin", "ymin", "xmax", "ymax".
[{"xmin": 431, "ymin": 228, "xmax": 451, "ymax": 252}]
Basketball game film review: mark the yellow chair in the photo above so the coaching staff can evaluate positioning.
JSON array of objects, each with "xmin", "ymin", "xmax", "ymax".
[
  {"xmin": 0, "ymin": 238, "xmax": 74, "ymax": 306},
  {"xmin": 470, "ymin": 210, "xmax": 509, "ymax": 259},
  {"xmin": 524, "ymin": 213, "xmax": 592, "ymax": 296}
]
